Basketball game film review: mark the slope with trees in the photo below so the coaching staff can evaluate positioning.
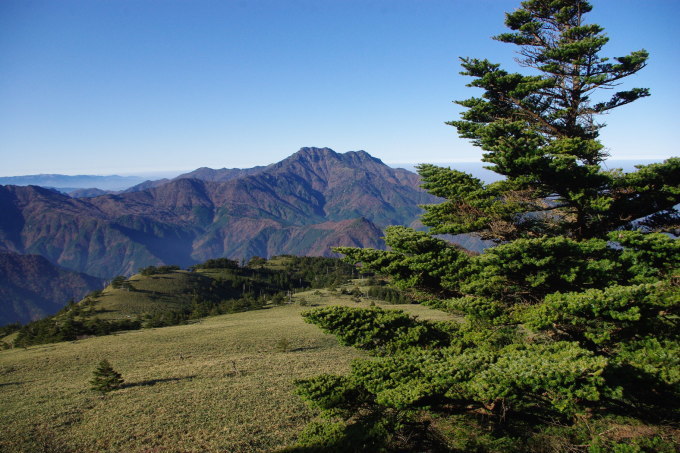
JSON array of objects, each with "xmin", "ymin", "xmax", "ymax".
[
  {"xmin": 294, "ymin": 1, "xmax": 679, "ymax": 451},
  {"xmin": 9, "ymin": 255, "xmax": 357, "ymax": 347},
  {"xmin": 0, "ymin": 148, "xmax": 436, "ymax": 278}
]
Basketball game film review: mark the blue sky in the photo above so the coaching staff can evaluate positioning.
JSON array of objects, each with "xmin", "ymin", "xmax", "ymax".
[{"xmin": 1, "ymin": 0, "xmax": 678, "ymax": 176}]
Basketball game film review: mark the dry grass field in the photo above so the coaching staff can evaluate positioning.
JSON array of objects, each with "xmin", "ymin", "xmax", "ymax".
[{"xmin": 0, "ymin": 287, "xmax": 454, "ymax": 452}]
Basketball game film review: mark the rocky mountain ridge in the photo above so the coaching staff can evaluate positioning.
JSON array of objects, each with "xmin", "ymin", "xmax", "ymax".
[{"xmin": 0, "ymin": 148, "xmax": 437, "ymax": 279}]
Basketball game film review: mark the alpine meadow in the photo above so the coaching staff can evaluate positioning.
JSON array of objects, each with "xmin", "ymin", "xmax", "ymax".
[{"xmin": 1, "ymin": 0, "xmax": 679, "ymax": 452}]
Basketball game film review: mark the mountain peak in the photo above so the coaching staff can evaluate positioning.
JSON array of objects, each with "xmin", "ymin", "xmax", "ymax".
[
  {"xmin": 289, "ymin": 147, "xmax": 383, "ymax": 166},
  {"xmin": 293, "ymin": 147, "xmax": 339, "ymax": 160},
  {"xmin": 344, "ymin": 149, "xmax": 385, "ymax": 165}
]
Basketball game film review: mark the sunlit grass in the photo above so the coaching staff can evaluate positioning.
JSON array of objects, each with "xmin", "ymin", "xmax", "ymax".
[
  {"xmin": 90, "ymin": 271, "xmax": 206, "ymax": 320},
  {"xmin": 0, "ymin": 286, "xmax": 454, "ymax": 452}
]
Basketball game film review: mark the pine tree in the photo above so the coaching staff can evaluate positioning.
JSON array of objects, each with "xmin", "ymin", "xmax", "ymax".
[
  {"xmin": 90, "ymin": 359, "xmax": 124, "ymax": 394},
  {"xmin": 419, "ymin": 0, "xmax": 678, "ymax": 241},
  {"xmin": 294, "ymin": 1, "xmax": 679, "ymax": 451}
]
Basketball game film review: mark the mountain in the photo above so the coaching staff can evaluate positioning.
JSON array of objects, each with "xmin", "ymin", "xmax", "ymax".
[
  {"xmin": 122, "ymin": 178, "xmax": 171, "ymax": 193},
  {"xmin": 68, "ymin": 188, "xmax": 114, "ymax": 198},
  {"xmin": 123, "ymin": 164, "xmax": 267, "ymax": 193},
  {"xmin": 0, "ymin": 251, "xmax": 104, "ymax": 324},
  {"xmin": 176, "ymin": 165, "xmax": 269, "ymax": 182},
  {"xmin": 0, "ymin": 174, "xmax": 146, "ymax": 191},
  {"xmin": 0, "ymin": 148, "xmax": 437, "ymax": 279}
]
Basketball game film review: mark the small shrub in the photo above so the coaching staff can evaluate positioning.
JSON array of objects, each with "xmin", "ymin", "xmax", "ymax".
[
  {"xmin": 298, "ymin": 298, "xmax": 310, "ymax": 307},
  {"xmin": 90, "ymin": 359, "xmax": 124, "ymax": 394},
  {"xmin": 110, "ymin": 275, "xmax": 126, "ymax": 289},
  {"xmin": 271, "ymin": 293, "xmax": 286, "ymax": 305},
  {"xmin": 275, "ymin": 338, "xmax": 291, "ymax": 353}
]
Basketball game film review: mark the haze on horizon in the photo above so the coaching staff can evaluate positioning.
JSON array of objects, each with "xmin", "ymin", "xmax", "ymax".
[{"xmin": 1, "ymin": 0, "xmax": 678, "ymax": 177}]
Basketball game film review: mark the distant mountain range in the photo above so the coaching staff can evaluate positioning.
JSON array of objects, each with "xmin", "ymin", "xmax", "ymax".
[
  {"xmin": 3, "ymin": 159, "xmax": 662, "ymax": 196},
  {"xmin": 0, "ymin": 148, "xmax": 437, "ymax": 281},
  {"xmin": 0, "ymin": 174, "xmax": 148, "ymax": 191}
]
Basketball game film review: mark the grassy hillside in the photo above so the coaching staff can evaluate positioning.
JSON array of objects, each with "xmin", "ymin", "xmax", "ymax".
[
  {"xmin": 0, "ymin": 287, "xmax": 453, "ymax": 452},
  {"xmin": 9, "ymin": 256, "xmax": 358, "ymax": 347},
  {"xmin": 90, "ymin": 256, "xmax": 357, "ymax": 321},
  {"xmin": 90, "ymin": 271, "xmax": 211, "ymax": 319}
]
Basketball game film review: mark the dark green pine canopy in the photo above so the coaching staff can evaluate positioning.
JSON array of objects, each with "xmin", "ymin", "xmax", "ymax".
[{"xmin": 431, "ymin": 0, "xmax": 679, "ymax": 241}]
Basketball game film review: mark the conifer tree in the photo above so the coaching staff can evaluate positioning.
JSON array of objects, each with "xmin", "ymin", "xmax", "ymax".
[
  {"xmin": 90, "ymin": 359, "xmax": 124, "ymax": 394},
  {"xmin": 294, "ymin": 1, "xmax": 679, "ymax": 450},
  {"xmin": 419, "ymin": 0, "xmax": 678, "ymax": 241}
]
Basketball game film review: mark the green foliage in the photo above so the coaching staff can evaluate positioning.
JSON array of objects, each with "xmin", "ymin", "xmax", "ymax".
[
  {"xmin": 293, "ymin": 412, "xmax": 398, "ymax": 453},
  {"xmin": 301, "ymin": 306, "xmax": 455, "ymax": 355},
  {"xmin": 247, "ymin": 256, "xmax": 267, "ymax": 268},
  {"xmin": 523, "ymin": 281, "xmax": 679, "ymax": 349},
  {"xmin": 303, "ymin": 341, "xmax": 606, "ymax": 414},
  {"xmin": 85, "ymin": 289, "xmax": 103, "ymax": 299},
  {"xmin": 110, "ymin": 275, "xmax": 127, "ymax": 289},
  {"xmin": 294, "ymin": 1, "xmax": 680, "ymax": 450},
  {"xmin": 14, "ymin": 317, "xmax": 143, "ymax": 347},
  {"xmin": 294, "ymin": 419, "xmax": 351, "ymax": 451},
  {"xmin": 320, "ymin": 233, "xmax": 679, "ymax": 446},
  {"xmin": 610, "ymin": 230, "xmax": 680, "ymax": 283},
  {"xmin": 90, "ymin": 359, "xmax": 124, "ymax": 394},
  {"xmin": 464, "ymin": 342, "xmax": 607, "ymax": 416},
  {"xmin": 0, "ymin": 322, "xmax": 21, "ymax": 337},
  {"xmin": 267, "ymin": 255, "xmax": 359, "ymax": 289},
  {"xmin": 435, "ymin": 0, "xmax": 679, "ymax": 241},
  {"xmin": 296, "ymin": 374, "xmax": 366, "ymax": 413},
  {"xmin": 526, "ymin": 416, "xmax": 679, "ymax": 453},
  {"xmin": 613, "ymin": 337, "xmax": 680, "ymax": 390},
  {"xmin": 190, "ymin": 257, "xmax": 239, "ymax": 270},
  {"xmin": 271, "ymin": 292, "xmax": 287, "ymax": 305},
  {"xmin": 459, "ymin": 236, "xmax": 619, "ymax": 303},
  {"xmin": 294, "ymin": 374, "xmax": 412, "ymax": 452},
  {"xmin": 366, "ymin": 286, "xmax": 411, "ymax": 304},
  {"xmin": 336, "ymin": 226, "xmax": 470, "ymax": 295},
  {"xmin": 139, "ymin": 265, "xmax": 180, "ymax": 276}
]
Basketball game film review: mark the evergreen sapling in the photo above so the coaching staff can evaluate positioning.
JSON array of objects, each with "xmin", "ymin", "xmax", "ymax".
[{"xmin": 90, "ymin": 359, "xmax": 124, "ymax": 394}]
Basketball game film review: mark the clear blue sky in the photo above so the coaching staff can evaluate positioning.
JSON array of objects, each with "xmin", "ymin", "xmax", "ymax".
[{"xmin": 1, "ymin": 0, "xmax": 678, "ymax": 176}]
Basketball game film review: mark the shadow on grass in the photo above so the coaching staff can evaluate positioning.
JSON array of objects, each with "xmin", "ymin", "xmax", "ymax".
[
  {"xmin": 123, "ymin": 375, "xmax": 195, "ymax": 389},
  {"xmin": 0, "ymin": 381, "xmax": 23, "ymax": 388},
  {"xmin": 291, "ymin": 346, "xmax": 320, "ymax": 352}
]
